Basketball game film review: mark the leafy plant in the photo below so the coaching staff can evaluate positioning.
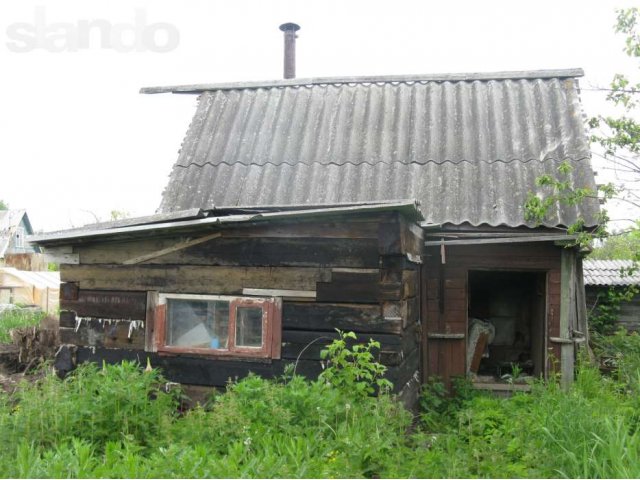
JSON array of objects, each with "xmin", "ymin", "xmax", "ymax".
[
  {"xmin": 319, "ymin": 330, "xmax": 392, "ymax": 396},
  {"xmin": 590, "ymin": 284, "xmax": 640, "ymax": 335},
  {"xmin": 0, "ymin": 361, "xmax": 179, "ymax": 450}
]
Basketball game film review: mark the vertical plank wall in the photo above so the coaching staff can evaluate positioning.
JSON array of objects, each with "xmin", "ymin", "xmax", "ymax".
[{"xmin": 422, "ymin": 241, "xmax": 565, "ymax": 385}]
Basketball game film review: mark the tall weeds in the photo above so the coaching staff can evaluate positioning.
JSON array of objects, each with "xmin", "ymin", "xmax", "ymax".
[
  {"xmin": 0, "ymin": 308, "xmax": 44, "ymax": 342},
  {"xmin": 0, "ymin": 333, "xmax": 639, "ymax": 478}
]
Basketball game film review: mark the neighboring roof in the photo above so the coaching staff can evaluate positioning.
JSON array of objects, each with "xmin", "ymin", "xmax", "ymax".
[
  {"xmin": 30, "ymin": 200, "xmax": 423, "ymax": 246},
  {"xmin": 583, "ymin": 260, "xmax": 640, "ymax": 286},
  {"xmin": 151, "ymin": 68, "xmax": 599, "ymax": 228},
  {"xmin": 0, "ymin": 210, "xmax": 32, "ymax": 257},
  {"xmin": 0, "ymin": 267, "xmax": 60, "ymax": 290}
]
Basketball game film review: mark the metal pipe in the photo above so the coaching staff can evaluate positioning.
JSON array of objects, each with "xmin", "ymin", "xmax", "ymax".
[{"xmin": 279, "ymin": 22, "xmax": 300, "ymax": 79}]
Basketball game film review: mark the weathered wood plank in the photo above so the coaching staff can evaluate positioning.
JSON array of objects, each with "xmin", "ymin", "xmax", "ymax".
[
  {"xmin": 282, "ymin": 302, "xmax": 401, "ymax": 334},
  {"xmin": 559, "ymin": 249, "xmax": 576, "ymax": 389},
  {"xmin": 80, "ymin": 237, "xmax": 380, "ymax": 268},
  {"xmin": 469, "ymin": 331, "xmax": 489, "ymax": 373},
  {"xmin": 403, "ymin": 270, "xmax": 418, "ymax": 298},
  {"xmin": 243, "ymin": 288, "xmax": 316, "ymax": 300},
  {"xmin": 145, "ymin": 291, "xmax": 158, "ymax": 352},
  {"xmin": 400, "ymin": 216, "xmax": 424, "ymax": 257},
  {"xmin": 378, "ymin": 214, "xmax": 402, "ymax": 256},
  {"xmin": 61, "ymin": 265, "xmax": 331, "ymax": 293},
  {"xmin": 280, "ymin": 328, "xmax": 417, "ymax": 366},
  {"xmin": 61, "ymin": 290, "xmax": 147, "ymax": 320},
  {"xmin": 44, "ymin": 246, "xmax": 79, "ymax": 265},
  {"xmin": 316, "ymin": 271, "xmax": 379, "ymax": 303},
  {"xmin": 123, "ymin": 232, "xmax": 222, "ymax": 265}
]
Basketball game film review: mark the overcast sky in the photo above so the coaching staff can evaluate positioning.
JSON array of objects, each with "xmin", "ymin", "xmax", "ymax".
[{"xmin": 0, "ymin": 0, "xmax": 638, "ymax": 232}]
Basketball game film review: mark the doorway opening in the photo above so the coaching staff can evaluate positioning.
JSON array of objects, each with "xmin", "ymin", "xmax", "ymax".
[{"xmin": 467, "ymin": 270, "xmax": 546, "ymax": 385}]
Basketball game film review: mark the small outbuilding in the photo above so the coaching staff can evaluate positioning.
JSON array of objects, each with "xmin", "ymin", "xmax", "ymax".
[
  {"xmin": 584, "ymin": 259, "xmax": 640, "ymax": 332},
  {"xmin": 33, "ymin": 68, "xmax": 600, "ymax": 402},
  {"xmin": 0, "ymin": 267, "xmax": 60, "ymax": 313}
]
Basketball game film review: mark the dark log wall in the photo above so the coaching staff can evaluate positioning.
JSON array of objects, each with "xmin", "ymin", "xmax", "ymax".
[
  {"xmin": 57, "ymin": 213, "xmax": 422, "ymax": 398},
  {"xmin": 422, "ymin": 241, "xmax": 563, "ymax": 384}
]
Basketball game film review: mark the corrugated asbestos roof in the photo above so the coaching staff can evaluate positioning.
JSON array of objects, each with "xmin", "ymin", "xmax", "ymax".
[
  {"xmin": 583, "ymin": 260, "xmax": 640, "ymax": 286},
  {"xmin": 155, "ymin": 69, "xmax": 599, "ymax": 228}
]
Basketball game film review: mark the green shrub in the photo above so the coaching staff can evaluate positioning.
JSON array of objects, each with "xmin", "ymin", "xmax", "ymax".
[{"xmin": 0, "ymin": 361, "xmax": 179, "ymax": 451}]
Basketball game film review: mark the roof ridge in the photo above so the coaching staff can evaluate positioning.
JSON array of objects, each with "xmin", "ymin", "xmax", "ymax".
[{"xmin": 141, "ymin": 68, "xmax": 584, "ymax": 95}]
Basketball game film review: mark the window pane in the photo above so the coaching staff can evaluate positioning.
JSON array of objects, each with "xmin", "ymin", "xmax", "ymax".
[
  {"xmin": 235, "ymin": 306, "xmax": 263, "ymax": 347},
  {"xmin": 167, "ymin": 299, "xmax": 229, "ymax": 349}
]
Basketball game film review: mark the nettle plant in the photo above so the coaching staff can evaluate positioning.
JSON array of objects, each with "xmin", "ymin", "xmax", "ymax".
[{"xmin": 319, "ymin": 330, "xmax": 393, "ymax": 396}]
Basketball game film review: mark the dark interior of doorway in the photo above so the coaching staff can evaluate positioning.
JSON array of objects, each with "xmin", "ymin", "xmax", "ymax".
[{"xmin": 468, "ymin": 270, "xmax": 546, "ymax": 381}]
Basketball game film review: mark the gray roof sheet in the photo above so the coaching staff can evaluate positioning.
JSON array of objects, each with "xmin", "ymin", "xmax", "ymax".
[
  {"xmin": 157, "ymin": 69, "xmax": 599, "ymax": 228},
  {"xmin": 583, "ymin": 260, "xmax": 640, "ymax": 286}
]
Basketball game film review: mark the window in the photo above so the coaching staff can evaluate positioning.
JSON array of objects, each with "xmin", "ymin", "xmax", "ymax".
[
  {"xmin": 154, "ymin": 293, "xmax": 281, "ymax": 359},
  {"xmin": 14, "ymin": 227, "xmax": 24, "ymax": 248}
]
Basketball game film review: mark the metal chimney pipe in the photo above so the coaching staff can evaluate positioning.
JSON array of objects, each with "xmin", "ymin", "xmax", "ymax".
[{"xmin": 279, "ymin": 22, "xmax": 300, "ymax": 79}]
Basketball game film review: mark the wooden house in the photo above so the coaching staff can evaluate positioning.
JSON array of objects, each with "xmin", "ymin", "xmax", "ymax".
[
  {"xmin": 0, "ymin": 210, "xmax": 43, "ymax": 270},
  {"xmin": 32, "ymin": 69, "xmax": 599, "ymax": 402}
]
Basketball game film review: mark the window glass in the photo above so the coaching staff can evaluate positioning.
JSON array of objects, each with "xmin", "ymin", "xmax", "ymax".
[
  {"xmin": 235, "ymin": 306, "xmax": 263, "ymax": 347},
  {"xmin": 167, "ymin": 299, "xmax": 229, "ymax": 349}
]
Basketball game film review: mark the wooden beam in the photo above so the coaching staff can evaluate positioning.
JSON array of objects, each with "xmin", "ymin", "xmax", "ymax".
[
  {"xmin": 427, "ymin": 333, "xmax": 465, "ymax": 339},
  {"xmin": 44, "ymin": 246, "xmax": 79, "ymax": 265},
  {"xmin": 469, "ymin": 331, "xmax": 489, "ymax": 374},
  {"xmin": 62, "ymin": 264, "xmax": 330, "ymax": 293},
  {"xmin": 145, "ymin": 291, "xmax": 158, "ymax": 352},
  {"xmin": 122, "ymin": 232, "xmax": 222, "ymax": 265},
  {"xmin": 559, "ymin": 249, "xmax": 576, "ymax": 389},
  {"xmin": 242, "ymin": 288, "xmax": 316, "ymax": 300},
  {"xmin": 425, "ymin": 235, "xmax": 577, "ymax": 246}
]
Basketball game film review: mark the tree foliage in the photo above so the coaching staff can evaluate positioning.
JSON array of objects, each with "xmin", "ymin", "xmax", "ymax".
[
  {"xmin": 526, "ymin": 8, "xmax": 640, "ymax": 250},
  {"xmin": 589, "ymin": 8, "xmax": 640, "ymax": 211},
  {"xmin": 0, "ymin": 200, "xmax": 8, "ymax": 210},
  {"xmin": 590, "ymin": 221, "xmax": 640, "ymax": 260}
]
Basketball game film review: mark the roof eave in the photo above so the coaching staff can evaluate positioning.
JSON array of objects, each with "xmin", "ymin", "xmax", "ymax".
[{"xmin": 30, "ymin": 200, "xmax": 424, "ymax": 246}]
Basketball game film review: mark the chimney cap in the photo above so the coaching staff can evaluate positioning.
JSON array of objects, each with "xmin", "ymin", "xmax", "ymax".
[{"xmin": 279, "ymin": 22, "xmax": 300, "ymax": 32}]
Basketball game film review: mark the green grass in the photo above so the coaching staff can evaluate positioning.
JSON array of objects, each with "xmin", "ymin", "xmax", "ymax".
[
  {"xmin": 0, "ymin": 308, "xmax": 45, "ymax": 343},
  {"xmin": 0, "ymin": 334, "xmax": 639, "ymax": 478}
]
